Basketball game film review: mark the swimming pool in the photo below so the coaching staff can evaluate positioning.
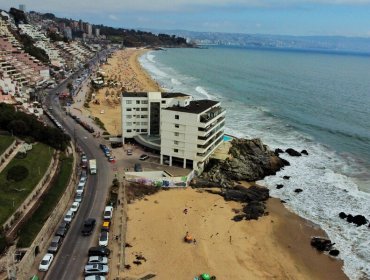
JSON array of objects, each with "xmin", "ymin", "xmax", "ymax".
[{"xmin": 223, "ymin": 135, "xmax": 233, "ymax": 142}]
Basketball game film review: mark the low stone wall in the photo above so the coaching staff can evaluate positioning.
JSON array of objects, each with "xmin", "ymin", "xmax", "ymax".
[
  {"xmin": 0, "ymin": 139, "xmax": 17, "ymax": 170},
  {"xmin": 3, "ymin": 151, "xmax": 59, "ymax": 235},
  {"xmin": 15, "ymin": 145, "xmax": 78, "ymax": 280}
]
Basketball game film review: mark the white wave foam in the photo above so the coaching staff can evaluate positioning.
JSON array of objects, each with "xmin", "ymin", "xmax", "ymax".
[
  {"xmin": 259, "ymin": 151, "xmax": 370, "ymax": 279},
  {"xmin": 171, "ymin": 78, "xmax": 182, "ymax": 85},
  {"xmin": 195, "ymin": 86, "xmax": 213, "ymax": 100},
  {"xmin": 147, "ymin": 53, "xmax": 155, "ymax": 63}
]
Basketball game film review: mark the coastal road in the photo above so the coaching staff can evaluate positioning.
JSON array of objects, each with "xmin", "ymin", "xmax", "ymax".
[{"xmin": 42, "ymin": 53, "xmax": 115, "ymax": 279}]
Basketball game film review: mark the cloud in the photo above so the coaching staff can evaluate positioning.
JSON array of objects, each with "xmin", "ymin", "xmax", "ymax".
[{"xmin": 108, "ymin": 14, "xmax": 119, "ymax": 21}]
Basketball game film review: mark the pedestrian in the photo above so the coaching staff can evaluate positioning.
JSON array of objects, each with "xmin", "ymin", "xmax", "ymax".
[{"xmin": 193, "ymin": 239, "xmax": 197, "ymax": 245}]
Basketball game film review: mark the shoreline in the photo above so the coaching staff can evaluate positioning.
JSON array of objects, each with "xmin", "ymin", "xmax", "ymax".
[
  {"xmin": 123, "ymin": 187, "xmax": 347, "ymax": 279},
  {"xmin": 83, "ymin": 47, "xmax": 348, "ymax": 279}
]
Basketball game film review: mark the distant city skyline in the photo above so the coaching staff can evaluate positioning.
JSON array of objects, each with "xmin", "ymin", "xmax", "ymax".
[{"xmin": 1, "ymin": 0, "xmax": 370, "ymax": 37}]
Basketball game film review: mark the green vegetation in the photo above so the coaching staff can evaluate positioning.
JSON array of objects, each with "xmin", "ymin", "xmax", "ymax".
[
  {"xmin": 0, "ymin": 103, "xmax": 70, "ymax": 150},
  {"xmin": 0, "ymin": 135, "xmax": 14, "ymax": 156},
  {"xmin": 17, "ymin": 156, "xmax": 73, "ymax": 248},
  {"xmin": 94, "ymin": 117, "xmax": 106, "ymax": 131},
  {"xmin": 18, "ymin": 34, "xmax": 49, "ymax": 64},
  {"xmin": 0, "ymin": 143, "xmax": 54, "ymax": 226},
  {"xmin": 6, "ymin": 165, "xmax": 29, "ymax": 182}
]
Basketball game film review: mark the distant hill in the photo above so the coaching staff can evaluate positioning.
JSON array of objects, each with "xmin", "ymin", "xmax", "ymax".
[{"xmin": 143, "ymin": 29, "xmax": 370, "ymax": 54}]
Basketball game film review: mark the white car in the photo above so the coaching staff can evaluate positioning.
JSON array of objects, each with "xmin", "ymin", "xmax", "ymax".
[
  {"xmin": 103, "ymin": 206, "xmax": 113, "ymax": 220},
  {"xmin": 64, "ymin": 210, "xmax": 74, "ymax": 223},
  {"xmin": 70, "ymin": 201, "xmax": 80, "ymax": 213},
  {"xmin": 75, "ymin": 193, "xmax": 83, "ymax": 203},
  {"xmin": 88, "ymin": 256, "xmax": 108, "ymax": 265},
  {"xmin": 39, "ymin": 253, "xmax": 54, "ymax": 271},
  {"xmin": 76, "ymin": 184, "xmax": 84, "ymax": 195},
  {"xmin": 79, "ymin": 177, "xmax": 87, "ymax": 185},
  {"xmin": 85, "ymin": 275, "xmax": 106, "ymax": 280},
  {"xmin": 98, "ymin": 231, "xmax": 109, "ymax": 247}
]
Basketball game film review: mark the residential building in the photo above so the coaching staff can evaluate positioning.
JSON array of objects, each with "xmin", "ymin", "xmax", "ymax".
[
  {"xmin": 121, "ymin": 92, "xmax": 226, "ymax": 171},
  {"xmin": 95, "ymin": 28, "xmax": 100, "ymax": 37}
]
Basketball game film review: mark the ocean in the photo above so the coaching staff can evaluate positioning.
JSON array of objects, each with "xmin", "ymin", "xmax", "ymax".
[{"xmin": 139, "ymin": 46, "xmax": 370, "ymax": 279}]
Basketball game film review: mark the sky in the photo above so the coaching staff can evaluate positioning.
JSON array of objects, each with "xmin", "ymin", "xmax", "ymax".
[{"xmin": 2, "ymin": 0, "xmax": 370, "ymax": 37}]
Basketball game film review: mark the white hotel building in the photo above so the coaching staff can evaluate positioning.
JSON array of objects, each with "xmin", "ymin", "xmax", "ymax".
[{"xmin": 121, "ymin": 92, "xmax": 226, "ymax": 171}]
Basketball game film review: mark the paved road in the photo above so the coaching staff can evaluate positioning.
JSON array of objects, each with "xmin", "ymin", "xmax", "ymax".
[{"xmin": 43, "ymin": 51, "xmax": 115, "ymax": 279}]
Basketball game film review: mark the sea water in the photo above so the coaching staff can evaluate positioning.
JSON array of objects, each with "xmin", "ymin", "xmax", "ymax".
[{"xmin": 139, "ymin": 46, "xmax": 370, "ymax": 279}]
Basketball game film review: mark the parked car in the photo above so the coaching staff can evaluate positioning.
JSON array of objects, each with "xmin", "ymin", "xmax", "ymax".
[
  {"xmin": 126, "ymin": 149, "xmax": 132, "ymax": 155},
  {"xmin": 81, "ymin": 154, "xmax": 88, "ymax": 163},
  {"xmin": 87, "ymin": 256, "xmax": 108, "ymax": 265},
  {"xmin": 84, "ymin": 264, "xmax": 109, "ymax": 276},
  {"xmin": 48, "ymin": 236, "xmax": 62, "ymax": 254},
  {"xmin": 70, "ymin": 201, "xmax": 80, "ymax": 213},
  {"xmin": 88, "ymin": 246, "xmax": 111, "ymax": 257},
  {"xmin": 76, "ymin": 184, "xmax": 84, "ymax": 195},
  {"xmin": 75, "ymin": 193, "xmax": 83, "ymax": 203},
  {"xmin": 39, "ymin": 253, "xmax": 54, "ymax": 271},
  {"xmin": 103, "ymin": 206, "xmax": 113, "ymax": 220},
  {"xmin": 79, "ymin": 176, "xmax": 87, "ymax": 185},
  {"xmin": 134, "ymin": 163, "xmax": 142, "ymax": 172},
  {"xmin": 99, "ymin": 231, "xmax": 109, "ymax": 247},
  {"xmin": 55, "ymin": 221, "xmax": 69, "ymax": 237},
  {"xmin": 82, "ymin": 218, "xmax": 96, "ymax": 236},
  {"xmin": 104, "ymin": 151, "xmax": 111, "ymax": 158},
  {"xmin": 108, "ymin": 156, "xmax": 115, "ymax": 162},
  {"xmin": 64, "ymin": 210, "xmax": 74, "ymax": 223},
  {"xmin": 139, "ymin": 154, "xmax": 149, "ymax": 160},
  {"xmin": 85, "ymin": 276, "xmax": 106, "ymax": 280},
  {"xmin": 101, "ymin": 221, "xmax": 110, "ymax": 232}
]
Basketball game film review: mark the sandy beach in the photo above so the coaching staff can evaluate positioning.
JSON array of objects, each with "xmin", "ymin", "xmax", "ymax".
[
  {"xmin": 87, "ymin": 48, "xmax": 161, "ymax": 135},
  {"xmin": 124, "ymin": 187, "xmax": 347, "ymax": 280}
]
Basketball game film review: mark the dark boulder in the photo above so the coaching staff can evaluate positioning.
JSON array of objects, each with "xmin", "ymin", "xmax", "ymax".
[
  {"xmin": 276, "ymin": 184, "xmax": 284, "ymax": 189},
  {"xmin": 294, "ymin": 188, "xmax": 303, "ymax": 193},
  {"xmin": 301, "ymin": 150, "xmax": 309, "ymax": 155},
  {"xmin": 329, "ymin": 249, "xmax": 340, "ymax": 256},
  {"xmin": 352, "ymin": 215, "xmax": 368, "ymax": 227},
  {"xmin": 275, "ymin": 148, "xmax": 284, "ymax": 155},
  {"xmin": 232, "ymin": 215, "xmax": 245, "ymax": 222},
  {"xmin": 285, "ymin": 148, "xmax": 302, "ymax": 157},
  {"xmin": 243, "ymin": 201, "xmax": 266, "ymax": 220},
  {"xmin": 222, "ymin": 185, "xmax": 269, "ymax": 203},
  {"xmin": 339, "ymin": 212, "xmax": 347, "ymax": 219},
  {"xmin": 283, "ymin": 176, "xmax": 290, "ymax": 180},
  {"xmin": 311, "ymin": 237, "xmax": 333, "ymax": 252},
  {"xmin": 346, "ymin": 214, "xmax": 354, "ymax": 223}
]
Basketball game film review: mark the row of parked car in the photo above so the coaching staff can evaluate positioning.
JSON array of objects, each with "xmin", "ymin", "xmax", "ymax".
[
  {"xmin": 99, "ymin": 144, "xmax": 115, "ymax": 163},
  {"xmin": 38, "ymin": 163, "xmax": 88, "ymax": 272},
  {"xmin": 68, "ymin": 113, "xmax": 95, "ymax": 133},
  {"xmin": 44, "ymin": 109, "xmax": 65, "ymax": 132},
  {"xmin": 83, "ymin": 205, "xmax": 114, "ymax": 278}
]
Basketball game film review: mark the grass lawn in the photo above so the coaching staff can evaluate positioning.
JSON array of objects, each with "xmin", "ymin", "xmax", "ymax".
[
  {"xmin": 0, "ymin": 135, "xmax": 15, "ymax": 156},
  {"xmin": 0, "ymin": 143, "xmax": 54, "ymax": 226},
  {"xmin": 17, "ymin": 156, "xmax": 73, "ymax": 248}
]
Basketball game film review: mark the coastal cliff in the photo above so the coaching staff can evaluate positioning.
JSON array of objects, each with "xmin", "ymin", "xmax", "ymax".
[{"xmin": 193, "ymin": 138, "xmax": 288, "ymax": 189}]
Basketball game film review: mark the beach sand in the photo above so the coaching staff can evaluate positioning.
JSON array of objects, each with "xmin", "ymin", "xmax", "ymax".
[
  {"xmin": 87, "ymin": 48, "xmax": 161, "ymax": 135},
  {"xmin": 124, "ymin": 187, "xmax": 348, "ymax": 280}
]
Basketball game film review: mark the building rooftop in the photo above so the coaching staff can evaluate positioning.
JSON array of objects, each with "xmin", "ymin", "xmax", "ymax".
[
  {"xmin": 164, "ymin": 100, "xmax": 219, "ymax": 114},
  {"xmin": 121, "ymin": 92, "xmax": 190, "ymax": 98}
]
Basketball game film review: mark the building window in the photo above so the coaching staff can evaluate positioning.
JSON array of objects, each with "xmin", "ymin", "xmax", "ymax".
[
  {"xmin": 141, "ymin": 100, "xmax": 148, "ymax": 104},
  {"xmin": 141, "ymin": 115, "xmax": 148, "ymax": 118},
  {"xmin": 126, "ymin": 115, "xmax": 132, "ymax": 119},
  {"xmin": 126, "ymin": 100, "xmax": 132, "ymax": 104},
  {"xmin": 126, "ymin": 122, "xmax": 132, "ymax": 126},
  {"xmin": 174, "ymin": 149, "xmax": 178, "ymax": 153},
  {"xmin": 174, "ymin": 141, "xmax": 178, "ymax": 145},
  {"xmin": 174, "ymin": 132, "xmax": 179, "ymax": 136},
  {"xmin": 175, "ymin": 115, "xmax": 179, "ymax": 120},
  {"xmin": 141, "ymin": 122, "xmax": 148, "ymax": 125},
  {"xmin": 141, "ymin": 108, "xmax": 148, "ymax": 111},
  {"xmin": 161, "ymin": 100, "xmax": 166, "ymax": 104},
  {"xmin": 126, "ymin": 108, "xmax": 132, "ymax": 111},
  {"xmin": 127, "ymin": 129, "xmax": 132, "ymax": 133},
  {"xmin": 136, "ymin": 100, "xmax": 140, "ymax": 104},
  {"xmin": 141, "ymin": 129, "xmax": 147, "ymax": 132},
  {"xmin": 175, "ymin": 124, "xmax": 179, "ymax": 128}
]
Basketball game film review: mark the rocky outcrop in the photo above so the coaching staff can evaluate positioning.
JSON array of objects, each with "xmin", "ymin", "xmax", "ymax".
[
  {"xmin": 194, "ymin": 138, "xmax": 288, "ymax": 188},
  {"xmin": 339, "ymin": 212, "xmax": 368, "ymax": 227},
  {"xmin": 276, "ymin": 184, "xmax": 284, "ymax": 189},
  {"xmin": 285, "ymin": 148, "xmax": 301, "ymax": 157},
  {"xmin": 301, "ymin": 150, "xmax": 309, "ymax": 155}
]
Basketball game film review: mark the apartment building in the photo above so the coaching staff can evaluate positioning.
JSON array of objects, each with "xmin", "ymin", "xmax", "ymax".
[{"xmin": 121, "ymin": 92, "xmax": 226, "ymax": 171}]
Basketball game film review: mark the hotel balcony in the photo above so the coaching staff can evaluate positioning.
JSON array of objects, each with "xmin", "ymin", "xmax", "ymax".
[
  {"xmin": 200, "ymin": 107, "xmax": 226, "ymax": 123},
  {"xmin": 196, "ymin": 136, "xmax": 224, "ymax": 159},
  {"xmin": 198, "ymin": 117, "xmax": 225, "ymax": 136},
  {"xmin": 197, "ymin": 130, "xmax": 224, "ymax": 148}
]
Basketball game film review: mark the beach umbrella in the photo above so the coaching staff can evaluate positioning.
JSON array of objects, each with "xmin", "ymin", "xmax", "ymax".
[{"xmin": 201, "ymin": 274, "xmax": 211, "ymax": 280}]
